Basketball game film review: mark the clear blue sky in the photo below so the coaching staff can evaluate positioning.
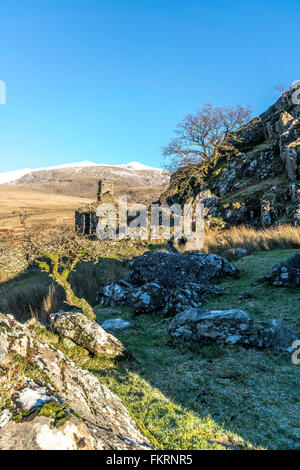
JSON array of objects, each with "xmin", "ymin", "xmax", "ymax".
[{"xmin": 0, "ymin": 0, "xmax": 299, "ymax": 172}]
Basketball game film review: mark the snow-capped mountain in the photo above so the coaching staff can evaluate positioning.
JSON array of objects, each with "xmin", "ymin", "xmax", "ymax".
[
  {"xmin": 117, "ymin": 162, "xmax": 161, "ymax": 170},
  {"xmin": 0, "ymin": 161, "xmax": 165, "ymax": 185},
  {"xmin": 0, "ymin": 161, "xmax": 170, "ymax": 205},
  {"xmin": 0, "ymin": 168, "xmax": 32, "ymax": 185}
]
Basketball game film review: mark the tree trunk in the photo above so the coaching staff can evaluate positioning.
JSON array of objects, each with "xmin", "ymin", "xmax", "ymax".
[{"xmin": 55, "ymin": 274, "xmax": 96, "ymax": 321}]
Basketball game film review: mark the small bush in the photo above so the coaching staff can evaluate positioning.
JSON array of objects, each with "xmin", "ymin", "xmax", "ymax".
[{"xmin": 4, "ymin": 258, "xmax": 127, "ymax": 322}]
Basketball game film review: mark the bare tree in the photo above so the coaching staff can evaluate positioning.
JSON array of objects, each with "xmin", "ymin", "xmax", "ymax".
[
  {"xmin": 163, "ymin": 103, "xmax": 252, "ymax": 171},
  {"xmin": 20, "ymin": 214, "xmax": 99, "ymax": 320}
]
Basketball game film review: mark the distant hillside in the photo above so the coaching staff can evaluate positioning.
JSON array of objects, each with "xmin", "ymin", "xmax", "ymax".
[
  {"xmin": 0, "ymin": 186, "xmax": 92, "ymax": 233},
  {"xmin": 160, "ymin": 88, "xmax": 300, "ymax": 228},
  {"xmin": 0, "ymin": 162, "xmax": 170, "ymax": 233},
  {"xmin": 0, "ymin": 162, "xmax": 170, "ymax": 207}
]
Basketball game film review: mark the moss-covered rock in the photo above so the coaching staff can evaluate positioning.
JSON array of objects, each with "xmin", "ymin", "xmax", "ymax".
[
  {"xmin": 0, "ymin": 313, "xmax": 154, "ymax": 450},
  {"xmin": 50, "ymin": 311, "xmax": 129, "ymax": 359}
]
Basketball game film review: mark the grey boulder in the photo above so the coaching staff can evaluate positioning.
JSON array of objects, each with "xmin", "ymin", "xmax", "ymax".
[
  {"xmin": 97, "ymin": 281, "xmax": 133, "ymax": 306},
  {"xmin": 162, "ymin": 286, "xmax": 204, "ymax": 316},
  {"xmin": 168, "ymin": 308, "xmax": 298, "ymax": 352},
  {"xmin": 168, "ymin": 308, "xmax": 259, "ymax": 347},
  {"xmin": 129, "ymin": 282, "xmax": 169, "ymax": 315},
  {"xmin": 259, "ymin": 319, "xmax": 297, "ymax": 352},
  {"xmin": 97, "ymin": 280, "xmax": 225, "ymax": 317},
  {"xmin": 163, "ymin": 283, "xmax": 226, "ymax": 316}
]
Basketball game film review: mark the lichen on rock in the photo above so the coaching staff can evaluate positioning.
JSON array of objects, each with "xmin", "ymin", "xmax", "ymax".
[
  {"xmin": 49, "ymin": 311, "xmax": 129, "ymax": 359},
  {"xmin": 0, "ymin": 313, "xmax": 154, "ymax": 450}
]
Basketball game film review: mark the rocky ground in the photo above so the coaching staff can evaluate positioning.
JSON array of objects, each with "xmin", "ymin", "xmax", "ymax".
[{"xmin": 0, "ymin": 244, "xmax": 299, "ymax": 450}]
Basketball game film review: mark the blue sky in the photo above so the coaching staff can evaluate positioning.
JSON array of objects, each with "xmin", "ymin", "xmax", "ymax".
[{"xmin": 0, "ymin": 0, "xmax": 299, "ymax": 172}]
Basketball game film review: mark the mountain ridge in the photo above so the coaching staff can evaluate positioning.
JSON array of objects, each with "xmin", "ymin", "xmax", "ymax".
[
  {"xmin": 0, "ymin": 161, "xmax": 171, "ymax": 231},
  {"xmin": 0, "ymin": 161, "xmax": 166, "ymax": 185}
]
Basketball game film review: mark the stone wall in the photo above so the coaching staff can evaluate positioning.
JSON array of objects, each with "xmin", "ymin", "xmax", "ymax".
[
  {"xmin": 75, "ymin": 179, "xmax": 116, "ymax": 237},
  {"xmin": 97, "ymin": 180, "xmax": 114, "ymax": 200}
]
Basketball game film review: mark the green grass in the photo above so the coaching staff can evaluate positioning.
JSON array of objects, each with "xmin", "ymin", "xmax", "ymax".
[
  {"xmin": 96, "ymin": 249, "xmax": 300, "ymax": 450},
  {"xmin": 2, "ymin": 248, "xmax": 300, "ymax": 450},
  {"xmin": 208, "ymin": 249, "xmax": 300, "ymax": 330}
]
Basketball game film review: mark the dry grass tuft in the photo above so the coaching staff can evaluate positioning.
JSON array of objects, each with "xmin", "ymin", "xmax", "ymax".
[{"xmin": 203, "ymin": 224, "xmax": 300, "ymax": 259}]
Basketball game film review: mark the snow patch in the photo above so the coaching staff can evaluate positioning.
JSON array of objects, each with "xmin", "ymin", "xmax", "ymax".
[{"xmin": 18, "ymin": 387, "xmax": 57, "ymax": 410}]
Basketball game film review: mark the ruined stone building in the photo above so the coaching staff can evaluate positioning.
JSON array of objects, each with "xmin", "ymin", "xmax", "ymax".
[{"xmin": 75, "ymin": 180, "xmax": 116, "ymax": 237}]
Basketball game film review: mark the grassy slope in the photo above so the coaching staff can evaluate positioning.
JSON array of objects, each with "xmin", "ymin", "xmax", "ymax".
[
  {"xmin": 0, "ymin": 181, "xmax": 167, "ymax": 232},
  {"xmin": 20, "ymin": 248, "xmax": 300, "ymax": 450}
]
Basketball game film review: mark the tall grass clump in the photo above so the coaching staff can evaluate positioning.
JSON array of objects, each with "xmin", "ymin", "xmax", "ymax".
[
  {"xmin": 203, "ymin": 224, "xmax": 300, "ymax": 259},
  {"xmin": 5, "ymin": 283, "xmax": 65, "ymax": 323}
]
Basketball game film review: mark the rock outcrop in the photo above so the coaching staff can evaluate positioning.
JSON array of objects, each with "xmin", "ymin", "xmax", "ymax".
[
  {"xmin": 97, "ymin": 252, "xmax": 233, "ymax": 315},
  {"xmin": 160, "ymin": 87, "xmax": 300, "ymax": 228},
  {"xmin": 0, "ymin": 313, "xmax": 153, "ymax": 450},
  {"xmin": 168, "ymin": 309, "xmax": 259, "ymax": 347},
  {"xmin": 162, "ymin": 283, "xmax": 225, "ymax": 317},
  {"xmin": 98, "ymin": 279, "xmax": 226, "ymax": 317},
  {"xmin": 129, "ymin": 282, "xmax": 170, "ymax": 314},
  {"xmin": 50, "ymin": 311, "xmax": 129, "ymax": 359},
  {"xmin": 0, "ymin": 379, "xmax": 99, "ymax": 450},
  {"xmin": 0, "ymin": 412, "xmax": 99, "ymax": 450},
  {"xmin": 98, "ymin": 281, "xmax": 133, "ymax": 307},
  {"xmin": 259, "ymin": 319, "xmax": 298, "ymax": 351}
]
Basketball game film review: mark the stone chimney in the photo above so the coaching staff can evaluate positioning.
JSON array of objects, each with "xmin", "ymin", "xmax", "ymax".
[{"xmin": 97, "ymin": 180, "xmax": 114, "ymax": 201}]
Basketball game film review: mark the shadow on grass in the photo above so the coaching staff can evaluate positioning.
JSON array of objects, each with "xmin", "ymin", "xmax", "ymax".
[{"xmin": 2, "ymin": 248, "xmax": 300, "ymax": 449}]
